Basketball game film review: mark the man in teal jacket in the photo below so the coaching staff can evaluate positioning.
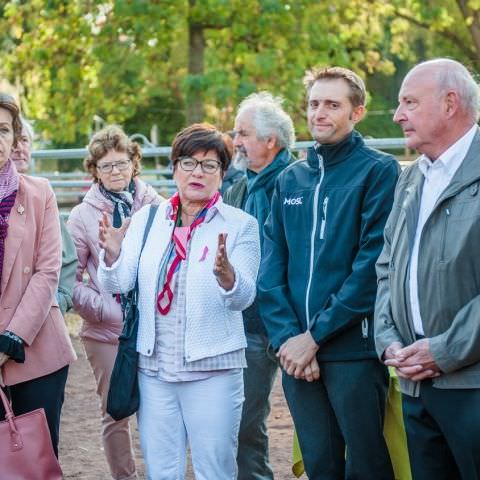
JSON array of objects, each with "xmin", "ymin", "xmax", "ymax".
[
  {"xmin": 224, "ymin": 91, "xmax": 295, "ymax": 480},
  {"xmin": 375, "ymin": 58, "xmax": 480, "ymax": 479},
  {"xmin": 258, "ymin": 67, "xmax": 399, "ymax": 479}
]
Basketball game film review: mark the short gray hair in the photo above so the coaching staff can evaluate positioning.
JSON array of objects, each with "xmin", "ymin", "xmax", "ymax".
[
  {"xmin": 21, "ymin": 117, "xmax": 35, "ymax": 145},
  {"xmin": 236, "ymin": 92, "xmax": 295, "ymax": 149},
  {"xmin": 416, "ymin": 59, "xmax": 480, "ymax": 122}
]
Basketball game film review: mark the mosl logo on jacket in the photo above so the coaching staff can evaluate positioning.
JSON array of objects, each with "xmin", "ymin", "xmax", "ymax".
[{"xmin": 284, "ymin": 196, "xmax": 303, "ymax": 206}]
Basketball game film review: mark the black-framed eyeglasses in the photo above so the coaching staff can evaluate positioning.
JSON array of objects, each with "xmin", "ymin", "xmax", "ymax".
[
  {"xmin": 177, "ymin": 156, "xmax": 221, "ymax": 174},
  {"xmin": 97, "ymin": 159, "xmax": 131, "ymax": 174}
]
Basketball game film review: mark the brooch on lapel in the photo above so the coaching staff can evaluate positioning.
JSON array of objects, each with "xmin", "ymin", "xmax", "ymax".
[{"xmin": 17, "ymin": 204, "xmax": 25, "ymax": 215}]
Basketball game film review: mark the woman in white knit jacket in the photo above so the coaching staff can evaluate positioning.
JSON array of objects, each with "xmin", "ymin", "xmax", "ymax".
[
  {"xmin": 68, "ymin": 126, "xmax": 162, "ymax": 480},
  {"xmin": 97, "ymin": 123, "xmax": 260, "ymax": 480}
]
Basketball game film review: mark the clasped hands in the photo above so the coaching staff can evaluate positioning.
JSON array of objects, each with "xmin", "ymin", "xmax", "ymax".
[
  {"xmin": 277, "ymin": 331, "xmax": 320, "ymax": 382},
  {"xmin": 383, "ymin": 339, "xmax": 441, "ymax": 381}
]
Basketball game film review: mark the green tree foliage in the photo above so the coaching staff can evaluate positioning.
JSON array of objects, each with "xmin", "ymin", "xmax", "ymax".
[
  {"xmin": 0, "ymin": 1, "xmax": 184, "ymax": 144},
  {"xmin": 386, "ymin": 0, "xmax": 480, "ymax": 70},
  {"xmin": 0, "ymin": 0, "xmax": 404, "ymax": 146},
  {"xmin": 204, "ymin": 0, "xmax": 395, "ymax": 139}
]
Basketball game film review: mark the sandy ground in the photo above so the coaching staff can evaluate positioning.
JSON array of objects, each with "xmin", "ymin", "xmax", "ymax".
[{"xmin": 59, "ymin": 314, "xmax": 305, "ymax": 479}]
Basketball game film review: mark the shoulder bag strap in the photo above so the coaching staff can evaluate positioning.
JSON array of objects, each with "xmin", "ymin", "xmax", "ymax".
[
  {"xmin": 140, "ymin": 204, "xmax": 159, "ymax": 254},
  {"xmin": 133, "ymin": 204, "xmax": 159, "ymax": 302}
]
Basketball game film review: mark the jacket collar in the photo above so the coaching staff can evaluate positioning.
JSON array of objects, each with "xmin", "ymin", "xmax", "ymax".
[
  {"xmin": 401, "ymin": 126, "xmax": 480, "ymax": 254},
  {"xmin": 401, "ymin": 170, "xmax": 425, "ymax": 256},
  {"xmin": 1, "ymin": 175, "xmax": 27, "ymax": 293},
  {"xmin": 164, "ymin": 196, "xmax": 227, "ymax": 223},
  {"xmin": 418, "ymin": 124, "xmax": 477, "ymax": 180},
  {"xmin": 306, "ymin": 130, "xmax": 364, "ymax": 168},
  {"xmin": 246, "ymin": 147, "xmax": 293, "ymax": 179},
  {"xmin": 83, "ymin": 183, "xmax": 113, "ymax": 212},
  {"xmin": 82, "ymin": 177, "xmax": 154, "ymax": 213},
  {"xmin": 436, "ymin": 126, "xmax": 480, "ymax": 204}
]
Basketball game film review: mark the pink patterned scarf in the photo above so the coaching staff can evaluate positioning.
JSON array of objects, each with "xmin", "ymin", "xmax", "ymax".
[
  {"xmin": 156, "ymin": 191, "xmax": 220, "ymax": 315},
  {"xmin": 0, "ymin": 159, "xmax": 19, "ymax": 203}
]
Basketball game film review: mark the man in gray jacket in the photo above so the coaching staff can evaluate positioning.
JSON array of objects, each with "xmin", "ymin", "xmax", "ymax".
[
  {"xmin": 224, "ymin": 91, "xmax": 295, "ymax": 480},
  {"xmin": 375, "ymin": 58, "xmax": 480, "ymax": 479}
]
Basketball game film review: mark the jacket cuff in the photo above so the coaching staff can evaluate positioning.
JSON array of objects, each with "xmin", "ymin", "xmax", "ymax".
[
  {"xmin": 98, "ymin": 248, "xmax": 124, "ymax": 272},
  {"xmin": 375, "ymin": 331, "xmax": 404, "ymax": 361},
  {"xmin": 217, "ymin": 265, "xmax": 240, "ymax": 297},
  {"xmin": 429, "ymin": 335, "xmax": 458, "ymax": 373},
  {"xmin": 270, "ymin": 332, "xmax": 297, "ymax": 352},
  {"xmin": 0, "ymin": 331, "xmax": 25, "ymax": 363},
  {"xmin": 57, "ymin": 289, "xmax": 73, "ymax": 316},
  {"xmin": 218, "ymin": 266, "xmax": 255, "ymax": 311}
]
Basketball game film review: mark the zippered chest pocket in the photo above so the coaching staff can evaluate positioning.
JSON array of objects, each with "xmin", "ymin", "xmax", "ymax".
[
  {"xmin": 320, "ymin": 196, "xmax": 329, "ymax": 240},
  {"xmin": 439, "ymin": 184, "xmax": 480, "ymax": 263}
]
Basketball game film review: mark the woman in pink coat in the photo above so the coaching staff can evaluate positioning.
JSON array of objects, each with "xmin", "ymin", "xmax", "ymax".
[
  {"xmin": 0, "ymin": 93, "xmax": 77, "ymax": 456},
  {"xmin": 68, "ymin": 125, "xmax": 162, "ymax": 480}
]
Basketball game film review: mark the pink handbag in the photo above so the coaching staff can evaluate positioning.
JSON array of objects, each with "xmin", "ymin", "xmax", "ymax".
[{"xmin": 0, "ymin": 386, "xmax": 63, "ymax": 480}]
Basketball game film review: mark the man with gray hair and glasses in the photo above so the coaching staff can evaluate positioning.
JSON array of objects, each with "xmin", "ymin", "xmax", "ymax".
[
  {"xmin": 375, "ymin": 58, "xmax": 480, "ymax": 479},
  {"xmin": 224, "ymin": 91, "xmax": 295, "ymax": 480}
]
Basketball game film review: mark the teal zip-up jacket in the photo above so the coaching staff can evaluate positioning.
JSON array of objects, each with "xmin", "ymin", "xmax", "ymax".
[
  {"xmin": 258, "ymin": 131, "xmax": 400, "ymax": 360},
  {"xmin": 224, "ymin": 148, "xmax": 295, "ymax": 334}
]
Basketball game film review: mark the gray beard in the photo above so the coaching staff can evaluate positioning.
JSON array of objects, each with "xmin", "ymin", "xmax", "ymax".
[{"xmin": 233, "ymin": 151, "xmax": 248, "ymax": 171}]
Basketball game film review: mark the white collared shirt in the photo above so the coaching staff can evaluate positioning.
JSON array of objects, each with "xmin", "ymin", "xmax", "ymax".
[{"xmin": 409, "ymin": 125, "xmax": 477, "ymax": 335}]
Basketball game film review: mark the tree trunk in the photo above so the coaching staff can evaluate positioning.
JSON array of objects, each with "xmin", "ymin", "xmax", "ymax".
[
  {"xmin": 456, "ymin": 0, "xmax": 480, "ymax": 68},
  {"xmin": 187, "ymin": 21, "xmax": 205, "ymax": 123}
]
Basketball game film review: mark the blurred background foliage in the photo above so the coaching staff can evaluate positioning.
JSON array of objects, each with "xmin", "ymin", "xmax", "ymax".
[{"xmin": 1, "ymin": 0, "xmax": 479, "ymax": 148}]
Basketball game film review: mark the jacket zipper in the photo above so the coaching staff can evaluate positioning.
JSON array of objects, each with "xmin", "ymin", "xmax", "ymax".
[
  {"xmin": 320, "ymin": 196, "xmax": 329, "ymax": 239},
  {"xmin": 305, "ymin": 154, "xmax": 324, "ymax": 330},
  {"xmin": 440, "ymin": 207, "xmax": 450, "ymax": 262},
  {"xmin": 361, "ymin": 318, "xmax": 368, "ymax": 339}
]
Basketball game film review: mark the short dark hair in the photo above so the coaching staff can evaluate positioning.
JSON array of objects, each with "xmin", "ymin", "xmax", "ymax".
[
  {"xmin": 0, "ymin": 93, "xmax": 22, "ymax": 147},
  {"xmin": 84, "ymin": 125, "xmax": 142, "ymax": 183},
  {"xmin": 303, "ymin": 66, "xmax": 366, "ymax": 107},
  {"xmin": 171, "ymin": 123, "xmax": 232, "ymax": 173}
]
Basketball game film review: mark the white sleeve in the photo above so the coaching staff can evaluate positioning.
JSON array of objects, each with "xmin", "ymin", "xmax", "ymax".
[
  {"xmin": 218, "ymin": 215, "xmax": 260, "ymax": 311},
  {"xmin": 97, "ymin": 205, "xmax": 151, "ymax": 294}
]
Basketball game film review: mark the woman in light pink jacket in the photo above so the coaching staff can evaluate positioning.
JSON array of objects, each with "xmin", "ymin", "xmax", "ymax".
[
  {"xmin": 0, "ymin": 93, "xmax": 77, "ymax": 457},
  {"xmin": 68, "ymin": 125, "xmax": 162, "ymax": 480}
]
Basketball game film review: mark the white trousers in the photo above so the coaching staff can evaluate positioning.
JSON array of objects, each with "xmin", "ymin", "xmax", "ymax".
[{"xmin": 137, "ymin": 369, "xmax": 244, "ymax": 480}]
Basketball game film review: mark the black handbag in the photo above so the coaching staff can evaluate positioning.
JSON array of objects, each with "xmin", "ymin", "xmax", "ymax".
[{"xmin": 107, "ymin": 204, "xmax": 158, "ymax": 421}]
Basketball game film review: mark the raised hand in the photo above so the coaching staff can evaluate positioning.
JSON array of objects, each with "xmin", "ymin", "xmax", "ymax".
[
  {"xmin": 213, "ymin": 233, "xmax": 235, "ymax": 291},
  {"xmin": 98, "ymin": 212, "xmax": 131, "ymax": 266}
]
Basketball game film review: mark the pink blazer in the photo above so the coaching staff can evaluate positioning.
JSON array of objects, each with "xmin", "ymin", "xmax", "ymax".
[{"xmin": 0, "ymin": 175, "xmax": 77, "ymax": 386}]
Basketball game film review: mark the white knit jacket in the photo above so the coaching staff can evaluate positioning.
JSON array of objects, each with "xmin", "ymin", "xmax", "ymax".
[{"xmin": 97, "ymin": 199, "xmax": 260, "ymax": 361}]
